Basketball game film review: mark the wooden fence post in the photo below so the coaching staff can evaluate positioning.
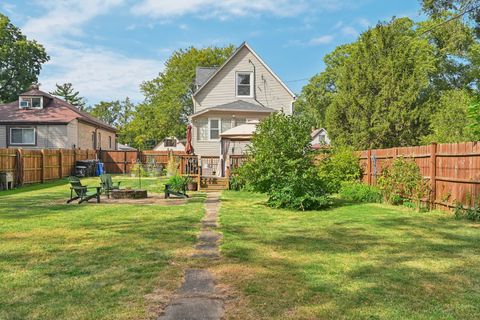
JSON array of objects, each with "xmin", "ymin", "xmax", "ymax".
[
  {"xmin": 40, "ymin": 149, "xmax": 45, "ymax": 183},
  {"xmin": 16, "ymin": 148, "xmax": 23, "ymax": 186},
  {"xmin": 58, "ymin": 149, "xmax": 63, "ymax": 178},
  {"xmin": 430, "ymin": 142, "xmax": 437, "ymax": 209},
  {"xmin": 366, "ymin": 149, "xmax": 372, "ymax": 185},
  {"xmin": 124, "ymin": 151, "xmax": 128, "ymax": 174}
]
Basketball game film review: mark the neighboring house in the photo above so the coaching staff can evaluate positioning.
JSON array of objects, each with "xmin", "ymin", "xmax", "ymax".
[
  {"xmin": 190, "ymin": 42, "xmax": 296, "ymax": 163},
  {"xmin": 0, "ymin": 86, "xmax": 117, "ymax": 150},
  {"xmin": 117, "ymin": 143, "xmax": 137, "ymax": 151},
  {"xmin": 311, "ymin": 128, "xmax": 331, "ymax": 149},
  {"xmin": 153, "ymin": 137, "xmax": 186, "ymax": 152}
]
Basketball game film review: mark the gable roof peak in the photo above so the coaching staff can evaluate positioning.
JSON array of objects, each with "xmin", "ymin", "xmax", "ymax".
[{"xmin": 193, "ymin": 41, "xmax": 295, "ymax": 99}]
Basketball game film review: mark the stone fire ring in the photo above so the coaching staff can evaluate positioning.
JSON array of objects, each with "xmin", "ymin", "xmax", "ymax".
[{"xmin": 111, "ymin": 189, "xmax": 148, "ymax": 199}]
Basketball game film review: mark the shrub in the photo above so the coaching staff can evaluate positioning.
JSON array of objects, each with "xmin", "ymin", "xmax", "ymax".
[
  {"xmin": 377, "ymin": 157, "xmax": 431, "ymax": 211},
  {"xmin": 453, "ymin": 194, "xmax": 480, "ymax": 221},
  {"xmin": 130, "ymin": 163, "xmax": 148, "ymax": 177},
  {"xmin": 237, "ymin": 113, "xmax": 330, "ymax": 210},
  {"xmin": 339, "ymin": 181, "xmax": 382, "ymax": 203},
  {"xmin": 167, "ymin": 174, "xmax": 189, "ymax": 192},
  {"xmin": 318, "ymin": 147, "xmax": 362, "ymax": 193}
]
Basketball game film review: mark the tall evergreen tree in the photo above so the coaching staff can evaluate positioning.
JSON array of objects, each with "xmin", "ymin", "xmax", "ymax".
[{"xmin": 50, "ymin": 83, "xmax": 86, "ymax": 110}]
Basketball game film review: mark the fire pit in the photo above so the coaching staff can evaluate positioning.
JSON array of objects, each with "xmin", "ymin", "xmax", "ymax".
[{"xmin": 111, "ymin": 189, "xmax": 148, "ymax": 199}]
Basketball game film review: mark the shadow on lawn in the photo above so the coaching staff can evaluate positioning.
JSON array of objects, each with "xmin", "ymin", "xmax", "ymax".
[{"xmin": 221, "ymin": 210, "xmax": 480, "ymax": 318}]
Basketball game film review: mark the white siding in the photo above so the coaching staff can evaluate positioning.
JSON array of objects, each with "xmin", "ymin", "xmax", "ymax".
[
  {"xmin": 35, "ymin": 125, "xmax": 69, "ymax": 149},
  {"xmin": 0, "ymin": 125, "xmax": 6, "ymax": 148},
  {"xmin": 192, "ymin": 111, "xmax": 269, "ymax": 157},
  {"xmin": 194, "ymin": 46, "xmax": 294, "ymax": 114}
]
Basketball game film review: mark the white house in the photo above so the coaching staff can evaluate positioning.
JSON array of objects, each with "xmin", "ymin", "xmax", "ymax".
[
  {"xmin": 311, "ymin": 128, "xmax": 330, "ymax": 149},
  {"xmin": 153, "ymin": 137, "xmax": 186, "ymax": 152},
  {"xmin": 189, "ymin": 42, "xmax": 296, "ymax": 176}
]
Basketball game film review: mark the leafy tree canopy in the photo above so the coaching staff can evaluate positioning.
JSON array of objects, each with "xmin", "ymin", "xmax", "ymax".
[
  {"xmin": 422, "ymin": 0, "xmax": 480, "ymax": 36},
  {"xmin": 0, "ymin": 14, "xmax": 49, "ymax": 103},
  {"xmin": 88, "ymin": 98, "xmax": 136, "ymax": 146},
  {"xmin": 297, "ymin": 16, "xmax": 479, "ymax": 148},
  {"xmin": 128, "ymin": 45, "xmax": 235, "ymax": 149},
  {"xmin": 50, "ymin": 83, "xmax": 86, "ymax": 110}
]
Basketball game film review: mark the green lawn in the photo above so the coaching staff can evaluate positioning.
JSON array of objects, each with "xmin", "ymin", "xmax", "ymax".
[
  {"xmin": 0, "ymin": 178, "xmax": 204, "ymax": 320},
  {"xmin": 217, "ymin": 191, "xmax": 480, "ymax": 320}
]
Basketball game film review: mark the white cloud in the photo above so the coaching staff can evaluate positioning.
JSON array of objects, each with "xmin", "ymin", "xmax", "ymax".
[
  {"xmin": 309, "ymin": 35, "xmax": 334, "ymax": 45},
  {"xmin": 341, "ymin": 26, "xmax": 358, "ymax": 37},
  {"xmin": 19, "ymin": 0, "xmax": 164, "ymax": 104},
  {"xmin": 131, "ymin": 0, "xmax": 345, "ymax": 19}
]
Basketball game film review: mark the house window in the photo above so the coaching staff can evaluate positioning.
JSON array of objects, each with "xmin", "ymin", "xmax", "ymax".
[
  {"xmin": 19, "ymin": 97, "xmax": 42, "ymax": 109},
  {"xmin": 164, "ymin": 138, "xmax": 176, "ymax": 147},
  {"xmin": 235, "ymin": 118, "xmax": 246, "ymax": 126},
  {"xmin": 10, "ymin": 127, "xmax": 35, "ymax": 145},
  {"xmin": 221, "ymin": 118, "xmax": 232, "ymax": 133},
  {"xmin": 109, "ymin": 136, "xmax": 112, "ymax": 149},
  {"xmin": 209, "ymin": 118, "xmax": 220, "ymax": 140},
  {"xmin": 197, "ymin": 119, "xmax": 209, "ymax": 141},
  {"xmin": 236, "ymin": 72, "xmax": 253, "ymax": 97}
]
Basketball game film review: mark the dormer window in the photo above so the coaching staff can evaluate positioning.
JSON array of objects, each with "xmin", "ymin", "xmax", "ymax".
[
  {"xmin": 236, "ymin": 72, "xmax": 253, "ymax": 97},
  {"xmin": 19, "ymin": 96, "xmax": 43, "ymax": 109}
]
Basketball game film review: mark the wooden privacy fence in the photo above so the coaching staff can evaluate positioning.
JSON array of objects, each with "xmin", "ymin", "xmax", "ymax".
[
  {"xmin": 98, "ymin": 150, "xmax": 194, "ymax": 175},
  {"xmin": 359, "ymin": 142, "xmax": 480, "ymax": 209},
  {"xmin": 0, "ymin": 148, "xmax": 96, "ymax": 185}
]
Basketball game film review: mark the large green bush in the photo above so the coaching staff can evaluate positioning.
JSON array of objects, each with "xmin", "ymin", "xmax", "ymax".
[
  {"xmin": 318, "ymin": 147, "xmax": 362, "ymax": 193},
  {"xmin": 377, "ymin": 157, "xmax": 431, "ymax": 210},
  {"xmin": 237, "ymin": 113, "xmax": 330, "ymax": 211},
  {"xmin": 339, "ymin": 181, "xmax": 382, "ymax": 203}
]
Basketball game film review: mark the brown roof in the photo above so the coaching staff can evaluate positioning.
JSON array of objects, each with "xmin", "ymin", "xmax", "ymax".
[{"xmin": 0, "ymin": 88, "xmax": 116, "ymax": 132}]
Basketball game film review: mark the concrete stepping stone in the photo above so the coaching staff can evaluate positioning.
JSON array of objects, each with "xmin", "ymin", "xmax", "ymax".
[
  {"xmin": 158, "ymin": 298, "xmax": 223, "ymax": 320},
  {"xmin": 158, "ymin": 193, "xmax": 224, "ymax": 319}
]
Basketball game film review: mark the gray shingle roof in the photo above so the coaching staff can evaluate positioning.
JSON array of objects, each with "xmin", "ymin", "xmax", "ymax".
[
  {"xmin": 210, "ymin": 100, "xmax": 275, "ymax": 112},
  {"xmin": 195, "ymin": 67, "xmax": 217, "ymax": 87}
]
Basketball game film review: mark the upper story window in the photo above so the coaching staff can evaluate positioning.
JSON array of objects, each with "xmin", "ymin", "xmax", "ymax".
[
  {"xmin": 236, "ymin": 72, "xmax": 253, "ymax": 97},
  {"xmin": 19, "ymin": 96, "xmax": 43, "ymax": 109},
  {"xmin": 209, "ymin": 118, "xmax": 220, "ymax": 140},
  {"xmin": 10, "ymin": 127, "xmax": 36, "ymax": 145},
  {"xmin": 164, "ymin": 138, "xmax": 176, "ymax": 147}
]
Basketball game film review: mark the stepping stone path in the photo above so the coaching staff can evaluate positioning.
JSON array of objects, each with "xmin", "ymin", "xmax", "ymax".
[{"xmin": 158, "ymin": 193, "xmax": 223, "ymax": 320}]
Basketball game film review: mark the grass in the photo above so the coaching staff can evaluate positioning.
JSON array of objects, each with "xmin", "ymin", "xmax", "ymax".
[
  {"xmin": 216, "ymin": 191, "xmax": 480, "ymax": 320},
  {"xmin": 0, "ymin": 177, "xmax": 204, "ymax": 320}
]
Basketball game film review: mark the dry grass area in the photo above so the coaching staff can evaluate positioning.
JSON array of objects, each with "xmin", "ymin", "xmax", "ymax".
[
  {"xmin": 0, "ymin": 178, "xmax": 204, "ymax": 320},
  {"xmin": 216, "ymin": 191, "xmax": 480, "ymax": 320}
]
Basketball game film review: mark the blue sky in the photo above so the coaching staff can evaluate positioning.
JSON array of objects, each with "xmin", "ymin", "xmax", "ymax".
[{"xmin": 1, "ymin": 0, "xmax": 423, "ymax": 105}]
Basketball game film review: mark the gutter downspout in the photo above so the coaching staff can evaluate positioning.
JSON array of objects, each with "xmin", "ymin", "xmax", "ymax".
[{"xmin": 248, "ymin": 59, "xmax": 257, "ymax": 101}]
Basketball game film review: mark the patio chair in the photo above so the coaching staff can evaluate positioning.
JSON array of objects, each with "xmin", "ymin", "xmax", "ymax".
[
  {"xmin": 67, "ymin": 176, "xmax": 101, "ymax": 204},
  {"xmin": 165, "ymin": 184, "xmax": 189, "ymax": 199},
  {"xmin": 100, "ymin": 174, "xmax": 122, "ymax": 198}
]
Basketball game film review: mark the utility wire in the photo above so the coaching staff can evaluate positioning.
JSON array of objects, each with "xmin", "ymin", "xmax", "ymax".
[{"xmin": 420, "ymin": 0, "xmax": 479, "ymax": 35}]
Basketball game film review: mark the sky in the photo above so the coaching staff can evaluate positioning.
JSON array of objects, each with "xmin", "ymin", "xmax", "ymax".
[{"xmin": 1, "ymin": 0, "xmax": 423, "ymax": 105}]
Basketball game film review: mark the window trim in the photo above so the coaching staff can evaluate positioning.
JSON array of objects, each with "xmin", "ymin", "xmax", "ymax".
[
  {"xmin": 208, "ymin": 118, "xmax": 221, "ymax": 141},
  {"xmin": 8, "ymin": 127, "xmax": 37, "ymax": 146},
  {"xmin": 19, "ymin": 96, "xmax": 43, "ymax": 109},
  {"xmin": 235, "ymin": 71, "xmax": 253, "ymax": 98}
]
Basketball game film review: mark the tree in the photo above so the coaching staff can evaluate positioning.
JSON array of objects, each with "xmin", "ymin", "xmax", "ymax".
[
  {"xmin": 88, "ymin": 98, "xmax": 135, "ymax": 145},
  {"xmin": 324, "ymin": 18, "xmax": 437, "ymax": 149},
  {"xmin": 422, "ymin": 0, "xmax": 480, "ymax": 36},
  {"xmin": 468, "ymin": 100, "xmax": 480, "ymax": 138},
  {"xmin": 50, "ymin": 83, "xmax": 86, "ymax": 110},
  {"xmin": 128, "ymin": 45, "xmax": 235, "ymax": 149},
  {"xmin": 237, "ymin": 113, "xmax": 330, "ymax": 210},
  {"xmin": 0, "ymin": 14, "xmax": 49, "ymax": 103},
  {"xmin": 422, "ymin": 90, "xmax": 475, "ymax": 143}
]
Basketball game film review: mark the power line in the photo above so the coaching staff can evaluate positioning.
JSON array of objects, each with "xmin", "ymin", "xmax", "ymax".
[
  {"xmin": 284, "ymin": 78, "xmax": 310, "ymax": 83},
  {"xmin": 420, "ymin": 0, "xmax": 479, "ymax": 35}
]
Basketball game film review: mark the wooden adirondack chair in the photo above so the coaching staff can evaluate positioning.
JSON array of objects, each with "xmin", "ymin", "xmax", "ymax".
[
  {"xmin": 67, "ymin": 176, "xmax": 101, "ymax": 204},
  {"xmin": 164, "ymin": 184, "xmax": 189, "ymax": 199},
  {"xmin": 100, "ymin": 174, "xmax": 121, "ymax": 198}
]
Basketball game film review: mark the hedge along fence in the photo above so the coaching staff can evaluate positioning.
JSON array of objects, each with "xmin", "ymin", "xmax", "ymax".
[
  {"xmin": 359, "ymin": 142, "xmax": 480, "ymax": 210},
  {"xmin": 0, "ymin": 148, "xmax": 96, "ymax": 186}
]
